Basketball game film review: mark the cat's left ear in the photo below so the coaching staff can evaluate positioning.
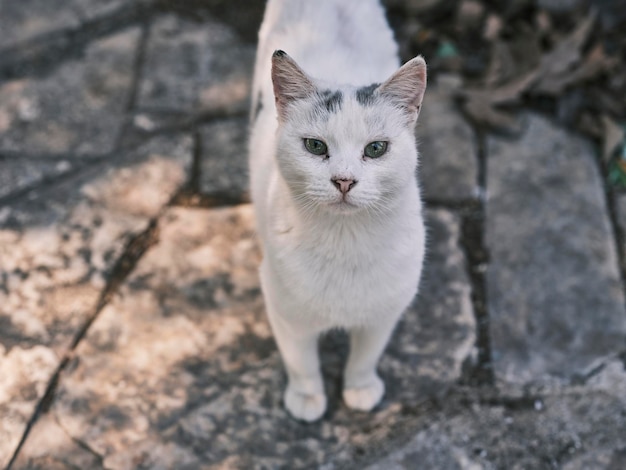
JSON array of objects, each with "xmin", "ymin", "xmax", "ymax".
[
  {"xmin": 378, "ymin": 56, "xmax": 427, "ymax": 124},
  {"xmin": 271, "ymin": 50, "xmax": 316, "ymax": 122}
]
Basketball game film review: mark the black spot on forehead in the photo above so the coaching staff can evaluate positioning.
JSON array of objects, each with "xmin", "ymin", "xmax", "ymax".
[
  {"xmin": 317, "ymin": 89, "xmax": 343, "ymax": 113},
  {"xmin": 356, "ymin": 83, "xmax": 380, "ymax": 106}
]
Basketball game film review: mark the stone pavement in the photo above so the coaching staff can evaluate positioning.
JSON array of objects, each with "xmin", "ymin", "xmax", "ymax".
[{"xmin": 1, "ymin": 2, "xmax": 625, "ymax": 469}]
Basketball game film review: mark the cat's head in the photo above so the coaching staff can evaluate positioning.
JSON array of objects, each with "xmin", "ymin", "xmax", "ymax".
[{"xmin": 271, "ymin": 50, "xmax": 427, "ymax": 216}]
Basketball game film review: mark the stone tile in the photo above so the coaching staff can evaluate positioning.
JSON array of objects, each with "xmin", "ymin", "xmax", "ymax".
[
  {"xmin": 366, "ymin": 427, "xmax": 482, "ymax": 470},
  {"xmin": 0, "ymin": 0, "xmax": 136, "ymax": 51},
  {"xmin": 199, "ymin": 117, "xmax": 249, "ymax": 195},
  {"xmin": 0, "ymin": 158, "xmax": 74, "ymax": 200},
  {"xmin": 73, "ymin": 0, "xmax": 128, "ymax": 21},
  {"xmin": 563, "ymin": 448, "xmax": 626, "ymax": 470},
  {"xmin": 417, "ymin": 74, "xmax": 478, "ymax": 202},
  {"xmin": 0, "ymin": 27, "xmax": 140, "ymax": 157},
  {"xmin": 137, "ymin": 15, "xmax": 254, "ymax": 114},
  {"xmin": 15, "ymin": 206, "xmax": 474, "ymax": 468},
  {"xmin": 367, "ymin": 369, "xmax": 626, "ymax": 470},
  {"xmin": 384, "ymin": 209, "xmax": 476, "ymax": 402},
  {"xmin": 0, "ymin": 345, "xmax": 59, "ymax": 469},
  {"xmin": 0, "ymin": 0, "xmax": 79, "ymax": 50},
  {"xmin": 11, "ymin": 413, "xmax": 102, "ymax": 470},
  {"xmin": 485, "ymin": 113, "xmax": 626, "ymax": 385},
  {"xmin": 13, "ymin": 205, "xmax": 268, "ymax": 469},
  {"xmin": 0, "ymin": 135, "xmax": 192, "ymax": 469}
]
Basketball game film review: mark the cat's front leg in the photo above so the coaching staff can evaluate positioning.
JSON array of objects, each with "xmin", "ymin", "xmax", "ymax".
[
  {"xmin": 267, "ymin": 309, "xmax": 326, "ymax": 421},
  {"xmin": 343, "ymin": 320, "xmax": 398, "ymax": 411},
  {"xmin": 260, "ymin": 264, "xmax": 326, "ymax": 420}
]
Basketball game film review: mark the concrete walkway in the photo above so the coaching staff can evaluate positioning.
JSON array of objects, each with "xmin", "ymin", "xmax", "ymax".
[{"xmin": 1, "ymin": 1, "xmax": 625, "ymax": 469}]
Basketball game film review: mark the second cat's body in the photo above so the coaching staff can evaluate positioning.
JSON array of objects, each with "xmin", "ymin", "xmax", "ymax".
[{"xmin": 249, "ymin": 0, "xmax": 427, "ymax": 421}]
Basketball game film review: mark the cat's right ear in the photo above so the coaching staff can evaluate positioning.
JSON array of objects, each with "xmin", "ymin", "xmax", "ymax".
[{"xmin": 271, "ymin": 50, "xmax": 315, "ymax": 121}]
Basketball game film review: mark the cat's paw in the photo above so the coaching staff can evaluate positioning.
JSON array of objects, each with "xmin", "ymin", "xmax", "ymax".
[
  {"xmin": 343, "ymin": 375, "xmax": 385, "ymax": 411},
  {"xmin": 284, "ymin": 387, "xmax": 327, "ymax": 422}
]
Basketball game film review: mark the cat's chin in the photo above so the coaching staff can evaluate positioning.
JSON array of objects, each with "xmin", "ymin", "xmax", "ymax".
[{"xmin": 326, "ymin": 200, "xmax": 362, "ymax": 214}]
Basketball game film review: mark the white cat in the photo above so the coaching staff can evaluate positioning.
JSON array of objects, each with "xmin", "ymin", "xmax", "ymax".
[{"xmin": 249, "ymin": 0, "xmax": 427, "ymax": 421}]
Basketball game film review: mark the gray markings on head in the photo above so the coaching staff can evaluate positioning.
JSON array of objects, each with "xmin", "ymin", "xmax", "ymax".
[
  {"xmin": 356, "ymin": 83, "xmax": 380, "ymax": 106},
  {"xmin": 318, "ymin": 89, "xmax": 343, "ymax": 113}
]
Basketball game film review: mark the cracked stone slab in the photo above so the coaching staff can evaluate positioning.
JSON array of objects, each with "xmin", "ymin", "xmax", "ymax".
[
  {"xmin": 0, "ymin": 135, "xmax": 192, "ymax": 469},
  {"xmin": 13, "ymin": 207, "xmax": 474, "ymax": 469},
  {"xmin": 0, "ymin": 158, "xmax": 74, "ymax": 200},
  {"xmin": 0, "ymin": 0, "xmax": 139, "ymax": 50},
  {"xmin": 0, "ymin": 27, "xmax": 140, "ymax": 157},
  {"xmin": 384, "ymin": 209, "xmax": 476, "ymax": 402},
  {"xmin": 73, "ymin": 0, "xmax": 130, "ymax": 21},
  {"xmin": 0, "ymin": 0, "xmax": 79, "ymax": 50},
  {"xmin": 9, "ymin": 413, "xmax": 103, "ymax": 470},
  {"xmin": 367, "ymin": 361, "xmax": 626, "ymax": 470},
  {"xmin": 485, "ymin": 113, "xmax": 626, "ymax": 385},
  {"xmin": 417, "ymin": 74, "xmax": 478, "ymax": 202},
  {"xmin": 199, "ymin": 117, "xmax": 249, "ymax": 195},
  {"xmin": 136, "ymin": 14, "xmax": 254, "ymax": 114}
]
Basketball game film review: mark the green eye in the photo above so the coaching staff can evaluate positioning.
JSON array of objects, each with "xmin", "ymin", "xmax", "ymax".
[
  {"xmin": 304, "ymin": 138, "xmax": 328, "ymax": 156},
  {"xmin": 364, "ymin": 141, "xmax": 388, "ymax": 158}
]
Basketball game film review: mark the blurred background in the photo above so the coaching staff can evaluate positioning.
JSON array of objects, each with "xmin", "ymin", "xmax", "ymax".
[{"xmin": 1, "ymin": 1, "xmax": 626, "ymax": 469}]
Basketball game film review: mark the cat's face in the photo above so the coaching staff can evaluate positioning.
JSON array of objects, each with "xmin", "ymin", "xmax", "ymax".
[
  {"xmin": 275, "ymin": 90, "xmax": 419, "ymax": 214},
  {"xmin": 272, "ymin": 51, "xmax": 427, "ymax": 215}
]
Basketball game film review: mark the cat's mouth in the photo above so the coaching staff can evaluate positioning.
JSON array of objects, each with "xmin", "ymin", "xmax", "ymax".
[{"xmin": 328, "ymin": 198, "xmax": 360, "ymax": 213}]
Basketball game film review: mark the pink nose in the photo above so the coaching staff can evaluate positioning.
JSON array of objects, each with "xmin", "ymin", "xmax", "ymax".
[{"xmin": 331, "ymin": 178, "xmax": 357, "ymax": 194}]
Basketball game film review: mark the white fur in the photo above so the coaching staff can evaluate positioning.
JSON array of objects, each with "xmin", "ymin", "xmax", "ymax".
[{"xmin": 249, "ymin": 0, "xmax": 427, "ymax": 421}]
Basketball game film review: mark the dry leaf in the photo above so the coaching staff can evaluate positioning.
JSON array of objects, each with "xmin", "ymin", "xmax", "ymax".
[
  {"xmin": 456, "ymin": 0, "xmax": 485, "ymax": 33},
  {"xmin": 567, "ymin": 44, "xmax": 618, "ymax": 85},
  {"xmin": 485, "ymin": 25, "xmax": 541, "ymax": 87},
  {"xmin": 484, "ymin": 40, "xmax": 515, "ymax": 87},
  {"xmin": 532, "ymin": 13, "xmax": 596, "ymax": 95},
  {"xmin": 462, "ymin": 97, "xmax": 521, "ymax": 132},
  {"xmin": 483, "ymin": 13, "xmax": 502, "ymax": 41},
  {"xmin": 457, "ymin": 14, "xmax": 603, "ymax": 131},
  {"xmin": 576, "ymin": 111, "xmax": 604, "ymax": 139},
  {"xmin": 602, "ymin": 115, "xmax": 625, "ymax": 163},
  {"xmin": 533, "ymin": 43, "xmax": 616, "ymax": 96},
  {"xmin": 459, "ymin": 70, "xmax": 538, "ymax": 130}
]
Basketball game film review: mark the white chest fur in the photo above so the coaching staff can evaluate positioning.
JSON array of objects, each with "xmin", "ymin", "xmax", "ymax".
[{"xmin": 261, "ymin": 180, "xmax": 425, "ymax": 330}]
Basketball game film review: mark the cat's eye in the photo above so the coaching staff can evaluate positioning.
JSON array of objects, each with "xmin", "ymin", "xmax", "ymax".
[
  {"xmin": 364, "ymin": 141, "xmax": 388, "ymax": 158},
  {"xmin": 304, "ymin": 138, "xmax": 328, "ymax": 156}
]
